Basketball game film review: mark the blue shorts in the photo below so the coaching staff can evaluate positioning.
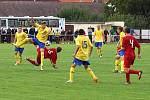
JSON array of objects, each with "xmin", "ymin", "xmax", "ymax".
[
  {"xmin": 73, "ymin": 58, "xmax": 90, "ymax": 66},
  {"xmin": 32, "ymin": 38, "xmax": 45, "ymax": 48},
  {"xmin": 15, "ymin": 47, "xmax": 24, "ymax": 54},
  {"xmin": 118, "ymin": 49, "xmax": 125, "ymax": 56},
  {"xmin": 95, "ymin": 42, "xmax": 103, "ymax": 48}
]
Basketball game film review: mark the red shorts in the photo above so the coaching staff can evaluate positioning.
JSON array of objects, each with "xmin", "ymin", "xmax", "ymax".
[{"xmin": 124, "ymin": 56, "xmax": 135, "ymax": 68}]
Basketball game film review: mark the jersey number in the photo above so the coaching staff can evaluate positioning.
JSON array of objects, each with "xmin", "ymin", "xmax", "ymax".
[
  {"xmin": 130, "ymin": 39, "xmax": 134, "ymax": 48},
  {"xmin": 82, "ymin": 41, "xmax": 88, "ymax": 49},
  {"xmin": 48, "ymin": 50, "xmax": 53, "ymax": 54}
]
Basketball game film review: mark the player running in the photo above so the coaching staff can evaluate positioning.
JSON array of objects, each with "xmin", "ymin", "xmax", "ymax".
[
  {"xmin": 14, "ymin": 27, "xmax": 27, "ymax": 65},
  {"xmin": 13, "ymin": 18, "xmax": 51, "ymax": 70},
  {"xmin": 114, "ymin": 26, "xmax": 126, "ymax": 73},
  {"xmin": 26, "ymin": 43, "xmax": 62, "ymax": 69},
  {"xmin": 66, "ymin": 29, "xmax": 98, "ymax": 83},
  {"xmin": 122, "ymin": 27, "xmax": 142, "ymax": 84},
  {"xmin": 94, "ymin": 25, "xmax": 104, "ymax": 58}
]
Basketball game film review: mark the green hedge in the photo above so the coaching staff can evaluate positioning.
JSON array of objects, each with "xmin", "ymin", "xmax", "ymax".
[{"xmin": 57, "ymin": 8, "xmax": 105, "ymax": 22}]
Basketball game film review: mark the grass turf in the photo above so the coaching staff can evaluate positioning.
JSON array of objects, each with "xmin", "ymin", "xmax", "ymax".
[{"xmin": 0, "ymin": 43, "xmax": 150, "ymax": 100}]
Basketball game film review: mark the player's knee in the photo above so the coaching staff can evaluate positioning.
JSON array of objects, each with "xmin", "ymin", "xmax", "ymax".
[
  {"xmin": 84, "ymin": 65, "xmax": 89, "ymax": 70},
  {"xmin": 116, "ymin": 55, "xmax": 120, "ymax": 60},
  {"xmin": 120, "ymin": 57, "xmax": 124, "ymax": 61},
  {"xmin": 124, "ymin": 68, "xmax": 129, "ymax": 73},
  {"xmin": 71, "ymin": 64, "xmax": 76, "ymax": 68}
]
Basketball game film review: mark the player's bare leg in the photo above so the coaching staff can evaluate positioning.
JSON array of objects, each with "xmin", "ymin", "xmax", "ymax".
[
  {"xmin": 66, "ymin": 64, "xmax": 76, "ymax": 83},
  {"xmin": 84, "ymin": 65, "xmax": 98, "ymax": 83}
]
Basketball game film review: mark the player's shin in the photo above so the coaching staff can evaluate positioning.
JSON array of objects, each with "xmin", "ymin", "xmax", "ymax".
[
  {"xmin": 96, "ymin": 48, "xmax": 100, "ymax": 56},
  {"xmin": 115, "ymin": 59, "xmax": 119, "ymax": 71},
  {"xmin": 40, "ymin": 51, "xmax": 44, "ymax": 70},
  {"xmin": 15, "ymin": 53, "xmax": 19, "ymax": 64},
  {"xmin": 126, "ymin": 73, "xmax": 130, "ymax": 83},
  {"xmin": 99, "ymin": 48, "xmax": 102, "ymax": 56},
  {"xmin": 86, "ymin": 67, "xmax": 97, "ymax": 81},
  {"xmin": 120, "ymin": 58, "xmax": 124, "ymax": 72},
  {"xmin": 69, "ymin": 66, "xmax": 75, "ymax": 81}
]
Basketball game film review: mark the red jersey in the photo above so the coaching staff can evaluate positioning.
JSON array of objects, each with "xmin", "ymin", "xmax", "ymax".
[
  {"xmin": 122, "ymin": 34, "xmax": 140, "ymax": 57},
  {"xmin": 37, "ymin": 47, "xmax": 57, "ymax": 64}
]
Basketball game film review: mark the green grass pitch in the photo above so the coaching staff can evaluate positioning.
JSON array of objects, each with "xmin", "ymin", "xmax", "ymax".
[{"xmin": 0, "ymin": 43, "xmax": 150, "ymax": 100}]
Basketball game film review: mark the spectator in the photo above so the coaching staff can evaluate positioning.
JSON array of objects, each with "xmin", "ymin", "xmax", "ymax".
[
  {"xmin": 66, "ymin": 30, "xmax": 73, "ymax": 44},
  {"xmin": 11, "ymin": 28, "xmax": 17, "ymax": 34},
  {"xmin": 29, "ymin": 26, "xmax": 35, "ymax": 38},
  {"xmin": 60, "ymin": 29, "xmax": 65, "ymax": 44},
  {"xmin": 48, "ymin": 27, "xmax": 53, "ymax": 44},
  {"xmin": 88, "ymin": 27, "xmax": 93, "ymax": 43},
  {"xmin": 23, "ymin": 28, "xmax": 28, "ymax": 34},
  {"xmin": 6, "ymin": 28, "xmax": 12, "ymax": 43},
  {"xmin": 55, "ymin": 29, "xmax": 60, "ymax": 44},
  {"xmin": 110, "ymin": 27, "xmax": 115, "ymax": 42},
  {"xmin": 74, "ymin": 29, "xmax": 79, "ymax": 39},
  {"xmin": 1, "ymin": 28, "xmax": 7, "ymax": 43},
  {"xmin": 104, "ymin": 29, "xmax": 109, "ymax": 44},
  {"xmin": 114, "ymin": 31, "xmax": 119, "ymax": 42}
]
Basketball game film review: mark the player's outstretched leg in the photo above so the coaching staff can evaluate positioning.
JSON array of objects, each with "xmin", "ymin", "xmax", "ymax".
[
  {"xmin": 66, "ymin": 64, "xmax": 76, "ymax": 83},
  {"xmin": 84, "ymin": 65, "xmax": 98, "ymax": 83},
  {"xmin": 26, "ymin": 58, "xmax": 39, "ymax": 66},
  {"xmin": 129, "ymin": 70, "xmax": 143, "ymax": 80},
  {"xmin": 13, "ymin": 38, "xmax": 32, "ymax": 47}
]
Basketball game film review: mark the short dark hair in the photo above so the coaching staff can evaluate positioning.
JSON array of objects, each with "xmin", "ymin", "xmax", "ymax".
[
  {"xmin": 118, "ymin": 26, "xmax": 123, "ymax": 32},
  {"xmin": 41, "ymin": 21, "xmax": 46, "ymax": 25},
  {"xmin": 124, "ymin": 27, "xmax": 130, "ymax": 33},
  {"xmin": 57, "ymin": 47, "xmax": 62, "ymax": 53},
  {"xmin": 78, "ymin": 29, "xmax": 85, "ymax": 35}
]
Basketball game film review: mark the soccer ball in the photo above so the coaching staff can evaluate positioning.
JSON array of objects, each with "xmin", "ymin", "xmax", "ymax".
[{"xmin": 45, "ymin": 41, "xmax": 50, "ymax": 46}]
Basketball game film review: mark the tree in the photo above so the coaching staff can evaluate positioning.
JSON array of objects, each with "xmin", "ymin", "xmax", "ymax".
[{"xmin": 105, "ymin": 0, "xmax": 150, "ymax": 16}]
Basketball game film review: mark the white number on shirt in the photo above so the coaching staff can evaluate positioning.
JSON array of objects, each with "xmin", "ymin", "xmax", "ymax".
[
  {"xmin": 130, "ymin": 39, "xmax": 134, "ymax": 48},
  {"xmin": 48, "ymin": 50, "xmax": 53, "ymax": 54}
]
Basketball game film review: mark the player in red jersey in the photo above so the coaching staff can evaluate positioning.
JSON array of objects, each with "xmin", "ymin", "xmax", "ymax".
[
  {"xmin": 26, "ymin": 45, "xmax": 62, "ymax": 69},
  {"xmin": 122, "ymin": 27, "xmax": 143, "ymax": 84}
]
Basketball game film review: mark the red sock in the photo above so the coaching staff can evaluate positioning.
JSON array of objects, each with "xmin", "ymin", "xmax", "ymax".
[
  {"xmin": 129, "ymin": 70, "xmax": 140, "ymax": 75},
  {"xmin": 126, "ymin": 73, "xmax": 130, "ymax": 82},
  {"xmin": 27, "ymin": 59, "xmax": 39, "ymax": 66}
]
